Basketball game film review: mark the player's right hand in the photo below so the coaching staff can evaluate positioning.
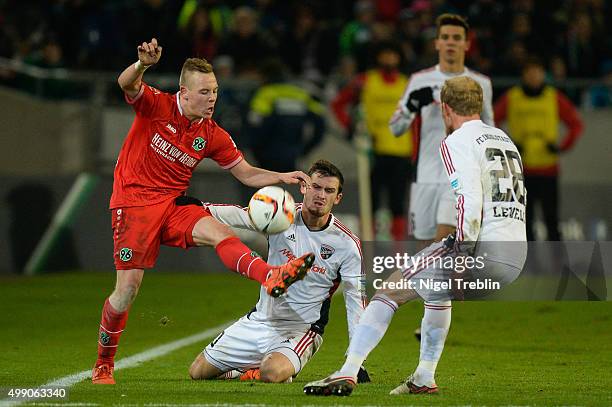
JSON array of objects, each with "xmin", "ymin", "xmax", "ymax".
[
  {"xmin": 137, "ymin": 38, "xmax": 162, "ymax": 67},
  {"xmin": 406, "ymin": 87, "xmax": 434, "ymax": 113}
]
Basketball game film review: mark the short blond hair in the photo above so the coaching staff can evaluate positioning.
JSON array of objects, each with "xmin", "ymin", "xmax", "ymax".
[
  {"xmin": 179, "ymin": 58, "xmax": 214, "ymax": 87},
  {"xmin": 440, "ymin": 76, "xmax": 483, "ymax": 116}
]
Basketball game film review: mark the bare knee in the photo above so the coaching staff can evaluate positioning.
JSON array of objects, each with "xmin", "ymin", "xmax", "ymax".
[
  {"xmin": 374, "ymin": 270, "xmax": 418, "ymax": 306},
  {"xmin": 189, "ymin": 354, "xmax": 222, "ymax": 380},
  {"xmin": 260, "ymin": 367, "xmax": 289, "ymax": 383},
  {"xmin": 110, "ymin": 269, "xmax": 144, "ymax": 311},
  {"xmin": 192, "ymin": 217, "xmax": 235, "ymax": 247},
  {"xmin": 377, "ymin": 288, "xmax": 414, "ymax": 306},
  {"xmin": 260, "ymin": 354, "xmax": 294, "ymax": 383},
  {"xmin": 189, "ymin": 359, "xmax": 203, "ymax": 380}
]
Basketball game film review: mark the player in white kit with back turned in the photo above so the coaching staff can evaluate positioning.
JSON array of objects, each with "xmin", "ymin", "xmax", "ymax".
[
  {"xmin": 188, "ymin": 160, "xmax": 368, "ymax": 384},
  {"xmin": 304, "ymin": 76, "xmax": 526, "ymax": 397},
  {"xmin": 390, "ymin": 13, "xmax": 493, "ymax": 245}
]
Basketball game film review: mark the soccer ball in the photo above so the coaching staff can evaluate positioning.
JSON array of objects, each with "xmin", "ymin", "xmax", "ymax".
[{"xmin": 248, "ymin": 186, "xmax": 296, "ymax": 234}]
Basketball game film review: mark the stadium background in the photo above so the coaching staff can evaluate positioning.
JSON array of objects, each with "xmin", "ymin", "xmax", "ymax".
[
  {"xmin": 0, "ymin": 0, "xmax": 610, "ymax": 273},
  {"xmin": 0, "ymin": 1, "xmax": 611, "ymax": 405}
]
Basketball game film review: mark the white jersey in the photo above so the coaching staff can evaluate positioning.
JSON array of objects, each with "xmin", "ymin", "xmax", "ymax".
[
  {"xmin": 440, "ymin": 120, "xmax": 527, "ymax": 267},
  {"xmin": 206, "ymin": 204, "xmax": 366, "ymax": 339},
  {"xmin": 390, "ymin": 65, "xmax": 494, "ymax": 183}
]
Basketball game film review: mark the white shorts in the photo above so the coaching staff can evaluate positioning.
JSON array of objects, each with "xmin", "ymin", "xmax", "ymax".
[
  {"xmin": 409, "ymin": 182, "xmax": 456, "ymax": 240},
  {"xmin": 402, "ymin": 240, "xmax": 523, "ymax": 302},
  {"xmin": 203, "ymin": 316, "xmax": 323, "ymax": 376}
]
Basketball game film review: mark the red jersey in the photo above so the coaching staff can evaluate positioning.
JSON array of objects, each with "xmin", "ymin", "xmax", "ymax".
[{"xmin": 110, "ymin": 83, "xmax": 243, "ymax": 209}]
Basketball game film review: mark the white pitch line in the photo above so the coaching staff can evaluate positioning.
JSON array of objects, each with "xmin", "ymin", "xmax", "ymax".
[{"xmin": 0, "ymin": 322, "xmax": 232, "ymax": 407}]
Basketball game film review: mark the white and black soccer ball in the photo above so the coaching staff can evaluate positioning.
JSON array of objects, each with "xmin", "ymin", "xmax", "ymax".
[{"xmin": 248, "ymin": 186, "xmax": 296, "ymax": 234}]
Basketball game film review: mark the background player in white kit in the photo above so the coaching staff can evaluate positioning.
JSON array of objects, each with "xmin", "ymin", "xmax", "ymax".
[
  {"xmin": 188, "ymin": 160, "xmax": 368, "ymax": 383},
  {"xmin": 389, "ymin": 13, "xmax": 494, "ymax": 246},
  {"xmin": 304, "ymin": 76, "xmax": 527, "ymax": 397}
]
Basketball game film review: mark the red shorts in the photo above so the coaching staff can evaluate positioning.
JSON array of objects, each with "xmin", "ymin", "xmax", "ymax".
[{"xmin": 111, "ymin": 197, "xmax": 212, "ymax": 270}]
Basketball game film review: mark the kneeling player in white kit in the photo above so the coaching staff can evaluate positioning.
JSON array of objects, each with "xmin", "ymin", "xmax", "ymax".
[
  {"xmin": 304, "ymin": 77, "xmax": 527, "ymax": 396},
  {"xmin": 188, "ymin": 160, "xmax": 368, "ymax": 383}
]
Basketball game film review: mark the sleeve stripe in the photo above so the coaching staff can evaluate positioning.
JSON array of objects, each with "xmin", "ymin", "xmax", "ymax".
[
  {"xmin": 220, "ymin": 155, "xmax": 243, "ymax": 169},
  {"xmin": 124, "ymin": 85, "xmax": 145, "ymax": 104},
  {"xmin": 333, "ymin": 220, "xmax": 362, "ymax": 259},
  {"xmin": 457, "ymin": 194, "xmax": 465, "ymax": 241},
  {"xmin": 441, "ymin": 141, "xmax": 456, "ymax": 174},
  {"xmin": 333, "ymin": 219, "xmax": 367, "ymax": 308},
  {"xmin": 440, "ymin": 143, "xmax": 453, "ymax": 175}
]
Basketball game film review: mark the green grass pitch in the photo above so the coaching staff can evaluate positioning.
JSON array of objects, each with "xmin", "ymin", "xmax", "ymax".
[{"xmin": 1, "ymin": 271, "xmax": 611, "ymax": 406}]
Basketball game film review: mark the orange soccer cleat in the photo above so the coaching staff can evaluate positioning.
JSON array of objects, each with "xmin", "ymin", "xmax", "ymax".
[
  {"xmin": 239, "ymin": 369, "xmax": 261, "ymax": 381},
  {"xmin": 92, "ymin": 363, "xmax": 115, "ymax": 384},
  {"xmin": 263, "ymin": 253, "xmax": 315, "ymax": 297}
]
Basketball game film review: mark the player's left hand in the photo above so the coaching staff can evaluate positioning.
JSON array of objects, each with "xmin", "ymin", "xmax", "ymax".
[
  {"xmin": 357, "ymin": 365, "xmax": 371, "ymax": 383},
  {"xmin": 279, "ymin": 171, "xmax": 311, "ymax": 186}
]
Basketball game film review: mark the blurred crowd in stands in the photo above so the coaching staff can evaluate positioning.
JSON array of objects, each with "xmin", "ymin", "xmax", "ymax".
[{"xmin": 0, "ymin": 0, "xmax": 610, "ymax": 87}]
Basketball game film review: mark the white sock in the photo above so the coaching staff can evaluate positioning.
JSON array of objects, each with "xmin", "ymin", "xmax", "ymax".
[
  {"xmin": 413, "ymin": 301, "xmax": 452, "ymax": 385},
  {"xmin": 339, "ymin": 296, "xmax": 398, "ymax": 378}
]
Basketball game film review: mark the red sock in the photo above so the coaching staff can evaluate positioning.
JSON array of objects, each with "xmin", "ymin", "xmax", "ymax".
[
  {"xmin": 215, "ymin": 237, "xmax": 271, "ymax": 284},
  {"xmin": 96, "ymin": 298, "xmax": 129, "ymax": 367},
  {"xmin": 391, "ymin": 216, "xmax": 408, "ymax": 241}
]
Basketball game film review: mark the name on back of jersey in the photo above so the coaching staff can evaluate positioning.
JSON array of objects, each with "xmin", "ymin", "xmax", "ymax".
[{"xmin": 492, "ymin": 206, "xmax": 525, "ymax": 222}]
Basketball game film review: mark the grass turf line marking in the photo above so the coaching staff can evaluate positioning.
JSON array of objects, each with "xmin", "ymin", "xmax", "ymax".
[{"xmin": 0, "ymin": 322, "xmax": 232, "ymax": 407}]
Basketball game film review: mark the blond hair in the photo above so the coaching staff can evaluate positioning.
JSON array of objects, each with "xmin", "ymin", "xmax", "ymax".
[
  {"xmin": 179, "ymin": 58, "xmax": 214, "ymax": 87},
  {"xmin": 440, "ymin": 76, "xmax": 483, "ymax": 116}
]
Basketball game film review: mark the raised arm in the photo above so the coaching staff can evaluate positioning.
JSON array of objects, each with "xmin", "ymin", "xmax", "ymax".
[
  {"xmin": 118, "ymin": 38, "xmax": 163, "ymax": 98},
  {"xmin": 389, "ymin": 77, "xmax": 433, "ymax": 136}
]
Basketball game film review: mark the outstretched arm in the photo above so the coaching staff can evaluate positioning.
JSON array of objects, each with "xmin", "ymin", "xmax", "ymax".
[
  {"xmin": 205, "ymin": 204, "xmax": 258, "ymax": 231},
  {"xmin": 230, "ymin": 159, "xmax": 311, "ymax": 188},
  {"xmin": 118, "ymin": 38, "xmax": 163, "ymax": 98}
]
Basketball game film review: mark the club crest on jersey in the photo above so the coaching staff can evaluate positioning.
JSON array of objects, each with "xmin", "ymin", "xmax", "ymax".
[
  {"xmin": 320, "ymin": 244, "xmax": 335, "ymax": 259},
  {"xmin": 192, "ymin": 137, "xmax": 206, "ymax": 151}
]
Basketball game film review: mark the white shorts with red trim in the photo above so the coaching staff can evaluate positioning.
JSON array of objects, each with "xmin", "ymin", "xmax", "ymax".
[
  {"xmin": 409, "ymin": 182, "xmax": 456, "ymax": 240},
  {"xmin": 203, "ymin": 316, "xmax": 323, "ymax": 376}
]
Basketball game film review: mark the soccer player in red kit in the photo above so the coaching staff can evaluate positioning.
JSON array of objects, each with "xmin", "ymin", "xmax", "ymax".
[{"xmin": 92, "ymin": 38, "xmax": 315, "ymax": 384}]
